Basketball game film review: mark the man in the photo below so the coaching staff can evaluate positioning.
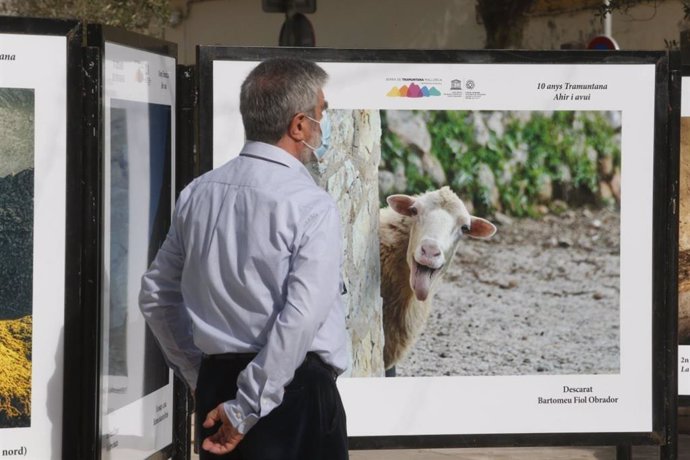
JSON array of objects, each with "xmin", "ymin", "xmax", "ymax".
[{"xmin": 139, "ymin": 57, "xmax": 349, "ymax": 459}]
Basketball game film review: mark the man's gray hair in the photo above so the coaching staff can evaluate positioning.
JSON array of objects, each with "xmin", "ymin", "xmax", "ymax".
[{"xmin": 240, "ymin": 57, "xmax": 328, "ymax": 144}]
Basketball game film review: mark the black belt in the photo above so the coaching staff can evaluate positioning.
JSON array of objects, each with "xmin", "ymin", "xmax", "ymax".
[
  {"xmin": 204, "ymin": 352, "xmax": 258, "ymax": 361},
  {"xmin": 204, "ymin": 351, "xmax": 338, "ymax": 380}
]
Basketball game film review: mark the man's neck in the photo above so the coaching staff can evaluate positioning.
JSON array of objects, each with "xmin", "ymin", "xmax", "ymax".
[{"xmin": 275, "ymin": 137, "xmax": 305, "ymax": 163}]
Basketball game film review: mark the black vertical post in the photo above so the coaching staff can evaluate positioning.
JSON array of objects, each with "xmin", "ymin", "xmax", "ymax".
[
  {"xmin": 196, "ymin": 47, "xmax": 214, "ymax": 174},
  {"xmin": 616, "ymin": 445, "xmax": 632, "ymax": 460},
  {"xmin": 176, "ymin": 65, "xmax": 198, "ymax": 193},
  {"xmin": 172, "ymin": 376, "xmax": 191, "ymax": 460},
  {"xmin": 171, "ymin": 64, "xmax": 197, "ymax": 460},
  {"xmin": 661, "ymin": 50, "xmax": 682, "ymax": 460},
  {"xmin": 62, "ymin": 44, "xmax": 103, "ymax": 460},
  {"xmin": 62, "ymin": 22, "xmax": 95, "ymax": 460}
]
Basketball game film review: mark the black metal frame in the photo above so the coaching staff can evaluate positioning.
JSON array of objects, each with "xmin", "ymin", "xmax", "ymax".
[
  {"xmin": 197, "ymin": 46, "xmax": 679, "ymax": 456},
  {"xmin": 0, "ymin": 15, "xmax": 83, "ymax": 460},
  {"xmin": 79, "ymin": 24, "xmax": 182, "ymax": 460},
  {"xmin": 657, "ymin": 48, "xmax": 681, "ymax": 460}
]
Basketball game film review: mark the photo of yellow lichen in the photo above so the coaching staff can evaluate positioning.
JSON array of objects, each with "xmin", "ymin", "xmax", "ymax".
[{"xmin": 0, "ymin": 87, "xmax": 34, "ymax": 428}]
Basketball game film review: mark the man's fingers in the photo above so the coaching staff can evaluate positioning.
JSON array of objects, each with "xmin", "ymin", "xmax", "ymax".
[
  {"xmin": 202, "ymin": 427, "xmax": 244, "ymax": 454},
  {"xmin": 201, "ymin": 435, "xmax": 229, "ymax": 454},
  {"xmin": 201, "ymin": 437, "xmax": 238, "ymax": 454},
  {"xmin": 202, "ymin": 407, "xmax": 220, "ymax": 428}
]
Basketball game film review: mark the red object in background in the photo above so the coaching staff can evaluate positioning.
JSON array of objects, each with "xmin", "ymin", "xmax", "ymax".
[{"xmin": 587, "ymin": 35, "xmax": 619, "ymax": 50}]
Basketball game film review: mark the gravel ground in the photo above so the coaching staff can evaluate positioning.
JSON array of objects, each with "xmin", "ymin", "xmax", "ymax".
[{"xmin": 396, "ymin": 207, "xmax": 621, "ymax": 377}]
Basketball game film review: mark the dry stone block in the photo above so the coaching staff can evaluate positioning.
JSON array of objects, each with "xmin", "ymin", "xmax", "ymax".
[{"xmin": 310, "ymin": 109, "xmax": 385, "ymax": 377}]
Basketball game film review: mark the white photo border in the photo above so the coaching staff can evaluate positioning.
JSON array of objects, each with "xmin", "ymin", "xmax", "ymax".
[{"xmin": 99, "ymin": 40, "xmax": 176, "ymax": 459}]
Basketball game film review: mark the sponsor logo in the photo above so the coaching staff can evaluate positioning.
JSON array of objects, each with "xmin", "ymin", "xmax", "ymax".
[{"xmin": 386, "ymin": 82, "xmax": 441, "ymax": 98}]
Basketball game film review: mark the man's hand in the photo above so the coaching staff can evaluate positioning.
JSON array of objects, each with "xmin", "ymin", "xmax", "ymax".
[{"xmin": 202, "ymin": 403, "xmax": 244, "ymax": 455}]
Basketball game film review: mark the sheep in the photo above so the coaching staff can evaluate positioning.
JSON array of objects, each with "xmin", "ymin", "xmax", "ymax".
[{"xmin": 379, "ymin": 186, "xmax": 497, "ymax": 371}]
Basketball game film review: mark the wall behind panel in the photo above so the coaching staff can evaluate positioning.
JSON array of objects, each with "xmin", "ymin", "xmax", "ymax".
[
  {"xmin": 165, "ymin": 0, "xmax": 485, "ymax": 64},
  {"xmin": 166, "ymin": 0, "xmax": 689, "ymax": 65}
]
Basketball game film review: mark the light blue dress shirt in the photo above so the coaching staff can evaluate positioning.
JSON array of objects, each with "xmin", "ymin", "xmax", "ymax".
[{"xmin": 139, "ymin": 141, "xmax": 348, "ymax": 434}]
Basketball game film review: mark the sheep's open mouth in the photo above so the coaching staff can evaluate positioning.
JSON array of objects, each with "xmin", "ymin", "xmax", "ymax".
[{"xmin": 411, "ymin": 261, "xmax": 440, "ymax": 301}]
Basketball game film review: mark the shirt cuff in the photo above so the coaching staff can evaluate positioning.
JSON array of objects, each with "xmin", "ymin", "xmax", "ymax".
[{"xmin": 223, "ymin": 401, "xmax": 259, "ymax": 435}]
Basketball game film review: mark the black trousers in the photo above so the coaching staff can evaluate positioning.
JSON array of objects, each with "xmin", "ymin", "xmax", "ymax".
[{"xmin": 196, "ymin": 352, "xmax": 349, "ymax": 460}]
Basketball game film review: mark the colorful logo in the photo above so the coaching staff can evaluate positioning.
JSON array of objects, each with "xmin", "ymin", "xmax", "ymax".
[{"xmin": 386, "ymin": 82, "xmax": 441, "ymax": 98}]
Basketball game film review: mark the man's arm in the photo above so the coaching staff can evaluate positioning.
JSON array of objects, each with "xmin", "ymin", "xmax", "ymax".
[
  {"xmin": 222, "ymin": 201, "xmax": 343, "ymax": 434},
  {"xmin": 139, "ymin": 200, "xmax": 203, "ymax": 390}
]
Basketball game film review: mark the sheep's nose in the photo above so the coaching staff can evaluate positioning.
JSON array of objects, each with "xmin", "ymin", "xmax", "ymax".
[{"xmin": 420, "ymin": 241, "xmax": 441, "ymax": 259}]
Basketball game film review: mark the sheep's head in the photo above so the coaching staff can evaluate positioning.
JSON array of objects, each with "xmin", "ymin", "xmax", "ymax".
[{"xmin": 386, "ymin": 187, "xmax": 496, "ymax": 301}]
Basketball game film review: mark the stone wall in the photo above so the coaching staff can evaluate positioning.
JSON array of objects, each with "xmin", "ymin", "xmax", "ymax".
[{"xmin": 308, "ymin": 109, "xmax": 385, "ymax": 377}]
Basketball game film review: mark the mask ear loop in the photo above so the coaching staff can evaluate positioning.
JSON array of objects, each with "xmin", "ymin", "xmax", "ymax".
[{"xmin": 302, "ymin": 115, "xmax": 324, "ymax": 154}]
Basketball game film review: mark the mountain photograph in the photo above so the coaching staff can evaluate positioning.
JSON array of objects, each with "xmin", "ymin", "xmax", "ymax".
[{"xmin": 0, "ymin": 87, "xmax": 34, "ymax": 428}]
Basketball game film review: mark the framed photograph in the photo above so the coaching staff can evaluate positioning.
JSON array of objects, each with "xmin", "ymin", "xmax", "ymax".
[
  {"xmin": 198, "ymin": 47, "xmax": 676, "ymax": 448},
  {"xmin": 0, "ymin": 17, "xmax": 81, "ymax": 460},
  {"xmin": 86, "ymin": 25, "xmax": 177, "ymax": 459}
]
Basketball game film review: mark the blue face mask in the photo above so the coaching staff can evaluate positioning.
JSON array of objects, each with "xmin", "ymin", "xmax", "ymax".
[{"xmin": 303, "ymin": 111, "xmax": 331, "ymax": 160}]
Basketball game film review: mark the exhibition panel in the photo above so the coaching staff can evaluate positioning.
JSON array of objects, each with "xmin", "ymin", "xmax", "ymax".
[
  {"xmin": 85, "ymin": 26, "xmax": 178, "ymax": 460},
  {"xmin": 0, "ymin": 17, "xmax": 81, "ymax": 460},
  {"xmin": 199, "ymin": 47, "xmax": 677, "ymax": 451}
]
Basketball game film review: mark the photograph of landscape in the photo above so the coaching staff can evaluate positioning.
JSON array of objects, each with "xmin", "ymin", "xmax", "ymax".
[
  {"xmin": 0, "ymin": 87, "xmax": 34, "ymax": 428},
  {"xmin": 106, "ymin": 98, "xmax": 170, "ymax": 413}
]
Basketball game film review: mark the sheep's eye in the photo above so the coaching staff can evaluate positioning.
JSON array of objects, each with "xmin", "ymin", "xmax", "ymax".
[
  {"xmin": 409, "ymin": 207, "xmax": 418, "ymax": 216},
  {"xmin": 461, "ymin": 224, "xmax": 470, "ymax": 234}
]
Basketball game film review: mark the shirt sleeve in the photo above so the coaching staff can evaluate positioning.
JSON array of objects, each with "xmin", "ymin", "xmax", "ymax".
[
  {"xmin": 139, "ymin": 193, "xmax": 203, "ymax": 391},
  {"xmin": 223, "ymin": 200, "xmax": 343, "ymax": 434}
]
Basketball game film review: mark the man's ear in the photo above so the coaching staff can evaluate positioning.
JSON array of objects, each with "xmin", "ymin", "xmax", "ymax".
[{"xmin": 288, "ymin": 113, "xmax": 307, "ymax": 142}]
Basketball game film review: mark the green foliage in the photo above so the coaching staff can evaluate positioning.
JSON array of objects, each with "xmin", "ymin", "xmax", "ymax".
[
  {"xmin": 380, "ymin": 110, "xmax": 621, "ymax": 217},
  {"xmin": 0, "ymin": 0, "xmax": 171, "ymax": 37}
]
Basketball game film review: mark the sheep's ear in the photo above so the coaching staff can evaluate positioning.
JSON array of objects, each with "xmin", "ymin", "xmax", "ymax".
[
  {"xmin": 387, "ymin": 194, "xmax": 418, "ymax": 217},
  {"xmin": 467, "ymin": 216, "xmax": 496, "ymax": 239}
]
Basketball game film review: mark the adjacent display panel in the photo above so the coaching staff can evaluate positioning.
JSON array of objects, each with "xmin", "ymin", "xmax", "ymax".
[
  {"xmin": 94, "ymin": 29, "xmax": 177, "ymax": 459},
  {"xmin": 680, "ymin": 75, "xmax": 690, "ymax": 398},
  {"xmin": 0, "ymin": 18, "xmax": 80, "ymax": 460},
  {"xmin": 199, "ymin": 48, "xmax": 674, "ymax": 447}
]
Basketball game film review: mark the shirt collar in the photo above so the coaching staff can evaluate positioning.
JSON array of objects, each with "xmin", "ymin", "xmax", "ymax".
[{"xmin": 241, "ymin": 141, "xmax": 306, "ymax": 170}]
